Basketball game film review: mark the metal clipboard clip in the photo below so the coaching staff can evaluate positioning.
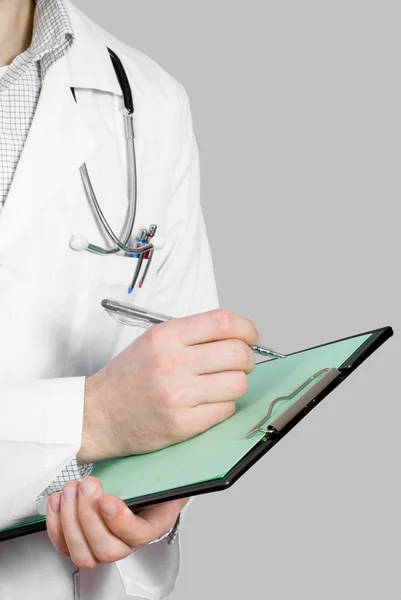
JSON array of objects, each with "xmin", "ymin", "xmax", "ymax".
[{"xmin": 245, "ymin": 367, "xmax": 342, "ymax": 439}]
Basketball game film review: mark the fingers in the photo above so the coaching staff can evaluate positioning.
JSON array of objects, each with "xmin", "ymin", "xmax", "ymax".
[
  {"xmin": 47, "ymin": 478, "xmax": 134, "ymax": 567},
  {"xmin": 46, "ymin": 477, "xmax": 187, "ymax": 568},
  {"xmin": 189, "ymin": 370, "xmax": 249, "ymax": 405},
  {"xmin": 187, "ymin": 339, "xmax": 256, "ymax": 375},
  {"xmin": 46, "ymin": 492, "xmax": 70, "ymax": 558},
  {"xmin": 160, "ymin": 309, "xmax": 260, "ymax": 348},
  {"xmin": 78, "ymin": 477, "xmax": 178, "ymax": 555},
  {"xmin": 99, "ymin": 496, "xmax": 182, "ymax": 548},
  {"xmin": 184, "ymin": 401, "xmax": 237, "ymax": 437},
  {"xmin": 99, "ymin": 495, "xmax": 180, "ymax": 551},
  {"xmin": 59, "ymin": 481, "xmax": 100, "ymax": 569},
  {"xmin": 77, "ymin": 478, "xmax": 132, "ymax": 563},
  {"xmin": 46, "ymin": 482, "xmax": 100, "ymax": 568}
]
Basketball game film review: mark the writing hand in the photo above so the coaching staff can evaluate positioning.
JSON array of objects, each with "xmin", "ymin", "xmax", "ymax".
[{"xmin": 80, "ymin": 309, "xmax": 260, "ymax": 463}]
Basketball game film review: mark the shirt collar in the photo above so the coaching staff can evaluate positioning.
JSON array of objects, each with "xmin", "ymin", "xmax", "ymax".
[
  {"xmin": 32, "ymin": 0, "xmax": 122, "ymax": 97},
  {"xmin": 30, "ymin": 0, "xmax": 74, "ymax": 63},
  {"xmin": 0, "ymin": 0, "xmax": 122, "ymax": 98}
]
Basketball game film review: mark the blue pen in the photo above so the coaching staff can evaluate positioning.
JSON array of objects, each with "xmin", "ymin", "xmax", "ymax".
[
  {"xmin": 138, "ymin": 224, "xmax": 157, "ymax": 289},
  {"xmin": 129, "ymin": 227, "xmax": 147, "ymax": 258}
]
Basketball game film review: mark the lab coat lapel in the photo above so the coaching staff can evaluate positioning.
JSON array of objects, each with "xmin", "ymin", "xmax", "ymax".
[
  {"xmin": 0, "ymin": 3, "xmax": 124, "ymax": 253},
  {"xmin": 0, "ymin": 55, "xmax": 98, "ymax": 252}
]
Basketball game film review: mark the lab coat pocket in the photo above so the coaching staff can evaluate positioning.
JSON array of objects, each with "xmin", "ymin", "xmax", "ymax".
[
  {"xmin": 65, "ymin": 252, "xmax": 150, "ymax": 376},
  {"xmin": 116, "ymin": 535, "xmax": 181, "ymax": 600}
]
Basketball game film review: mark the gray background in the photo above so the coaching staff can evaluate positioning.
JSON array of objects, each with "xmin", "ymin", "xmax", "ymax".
[{"xmin": 77, "ymin": 1, "xmax": 400, "ymax": 598}]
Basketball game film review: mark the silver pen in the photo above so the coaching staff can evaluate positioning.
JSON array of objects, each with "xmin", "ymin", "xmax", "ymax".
[
  {"xmin": 101, "ymin": 298, "xmax": 286, "ymax": 359},
  {"xmin": 128, "ymin": 228, "xmax": 147, "ymax": 293}
]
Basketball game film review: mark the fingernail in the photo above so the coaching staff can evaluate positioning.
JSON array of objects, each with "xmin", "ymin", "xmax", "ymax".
[
  {"xmin": 101, "ymin": 499, "xmax": 117, "ymax": 517},
  {"xmin": 63, "ymin": 484, "xmax": 77, "ymax": 502},
  {"xmin": 80, "ymin": 478, "xmax": 97, "ymax": 497},
  {"xmin": 50, "ymin": 495, "xmax": 60, "ymax": 513}
]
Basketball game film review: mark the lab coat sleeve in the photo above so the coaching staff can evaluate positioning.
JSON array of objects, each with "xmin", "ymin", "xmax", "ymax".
[
  {"xmin": 0, "ymin": 376, "xmax": 86, "ymax": 530},
  {"xmin": 115, "ymin": 82, "xmax": 219, "ymax": 599}
]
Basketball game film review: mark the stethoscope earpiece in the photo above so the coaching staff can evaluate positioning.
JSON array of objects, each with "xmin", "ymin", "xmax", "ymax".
[{"xmin": 150, "ymin": 235, "xmax": 165, "ymax": 250}]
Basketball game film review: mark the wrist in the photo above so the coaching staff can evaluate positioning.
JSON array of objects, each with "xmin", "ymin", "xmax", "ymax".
[{"xmin": 77, "ymin": 373, "xmax": 110, "ymax": 464}]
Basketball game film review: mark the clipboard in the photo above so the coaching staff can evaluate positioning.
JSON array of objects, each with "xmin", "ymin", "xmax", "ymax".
[{"xmin": 0, "ymin": 325, "xmax": 393, "ymax": 542}]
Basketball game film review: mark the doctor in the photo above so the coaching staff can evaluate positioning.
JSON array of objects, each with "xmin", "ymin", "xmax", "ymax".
[{"xmin": 0, "ymin": 0, "xmax": 260, "ymax": 599}]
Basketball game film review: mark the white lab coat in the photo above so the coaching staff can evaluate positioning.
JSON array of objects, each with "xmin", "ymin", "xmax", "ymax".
[{"xmin": 0, "ymin": 2, "xmax": 218, "ymax": 599}]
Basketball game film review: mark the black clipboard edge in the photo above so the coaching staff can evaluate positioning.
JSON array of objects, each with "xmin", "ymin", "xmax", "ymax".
[
  {"xmin": 0, "ymin": 326, "xmax": 393, "ymax": 542},
  {"xmin": 266, "ymin": 325, "xmax": 394, "ymax": 366},
  {"xmin": 336, "ymin": 325, "xmax": 394, "ymax": 372}
]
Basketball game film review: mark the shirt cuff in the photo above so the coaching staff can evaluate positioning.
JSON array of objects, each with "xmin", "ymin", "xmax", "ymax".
[{"xmin": 36, "ymin": 458, "xmax": 94, "ymax": 500}]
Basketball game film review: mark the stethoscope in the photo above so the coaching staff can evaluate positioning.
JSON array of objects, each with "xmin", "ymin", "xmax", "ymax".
[{"xmin": 68, "ymin": 47, "xmax": 164, "ymax": 292}]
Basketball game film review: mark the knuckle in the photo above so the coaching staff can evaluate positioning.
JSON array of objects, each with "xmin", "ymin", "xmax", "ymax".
[
  {"xmin": 93, "ymin": 548, "xmax": 120, "ymax": 564},
  {"xmin": 224, "ymin": 401, "xmax": 236, "ymax": 418},
  {"xmin": 151, "ymin": 353, "xmax": 170, "ymax": 376},
  {"xmin": 157, "ymin": 380, "xmax": 186, "ymax": 411},
  {"xmin": 52, "ymin": 544, "xmax": 70, "ymax": 558},
  {"xmin": 164, "ymin": 412, "xmax": 185, "ymax": 443},
  {"xmin": 232, "ymin": 371, "xmax": 248, "ymax": 397},
  {"xmin": 213, "ymin": 309, "xmax": 234, "ymax": 336},
  {"xmin": 249, "ymin": 320, "xmax": 260, "ymax": 344},
  {"xmin": 158, "ymin": 387, "xmax": 178, "ymax": 409},
  {"xmin": 151, "ymin": 352, "xmax": 183, "ymax": 380},
  {"xmin": 247, "ymin": 347, "xmax": 256, "ymax": 372},
  {"xmin": 144, "ymin": 326, "xmax": 167, "ymax": 356},
  {"xmin": 75, "ymin": 556, "xmax": 98, "ymax": 569},
  {"xmin": 241, "ymin": 316, "xmax": 259, "ymax": 345},
  {"xmin": 133, "ymin": 535, "xmax": 151, "ymax": 550},
  {"xmin": 145, "ymin": 324, "xmax": 163, "ymax": 346},
  {"xmin": 213, "ymin": 401, "xmax": 236, "ymax": 426},
  {"xmin": 229, "ymin": 340, "xmax": 249, "ymax": 367},
  {"xmin": 128, "ymin": 522, "xmax": 153, "ymax": 550}
]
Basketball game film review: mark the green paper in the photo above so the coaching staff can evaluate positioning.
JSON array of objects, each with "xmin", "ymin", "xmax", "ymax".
[
  {"xmin": 91, "ymin": 333, "xmax": 371, "ymax": 500},
  {"xmin": 0, "ymin": 332, "xmax": 371, "ymax": 535}
]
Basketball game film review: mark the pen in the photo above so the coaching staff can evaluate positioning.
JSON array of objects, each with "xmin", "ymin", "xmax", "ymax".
[
  {"xmin": 128, "ymin": 225, "xmax": 146, "ymax": 258},
  {"xmin": 139, "ymin": 224, "xmax": 157, "ymax": 289},
  {"xmin": 138, "ymin": 249, "xmax": 153, "ymax": 288},
  {"xmin": 128, "ymin": 228, "xmax": 147, "ymax": 293},
  {"xmin": 101, "ymin": 299, "xmax": 286, "ymax": 359}
]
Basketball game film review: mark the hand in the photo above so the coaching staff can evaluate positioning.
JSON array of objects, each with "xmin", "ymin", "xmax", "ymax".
[
  {"xmin": 46, "ymin": 477, "xmax": 188, "ymax": 568},
  {"xmin": 79, "ymin": 309, "xmax": 260, "ymax": 463}
]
